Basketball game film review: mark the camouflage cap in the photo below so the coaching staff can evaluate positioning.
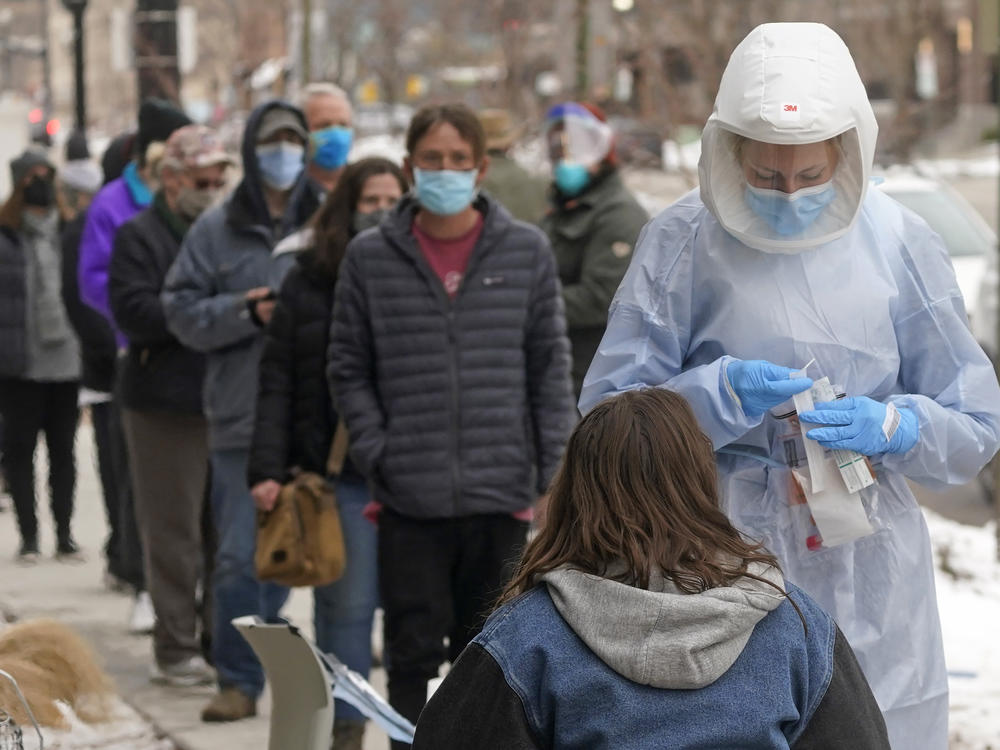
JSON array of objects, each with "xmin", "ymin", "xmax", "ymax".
[{"xmin": 160, "ymin": 124, "xmax": 234, "ymax": 172}]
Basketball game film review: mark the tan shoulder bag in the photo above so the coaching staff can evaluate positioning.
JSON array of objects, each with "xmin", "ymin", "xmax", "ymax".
[{"xmin": 254, "ymin": 421, "xmax": 349, "ymax": 587}]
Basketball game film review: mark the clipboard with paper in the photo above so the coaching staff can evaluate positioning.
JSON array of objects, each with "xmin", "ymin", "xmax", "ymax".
[
  {"xmin": 233, "ymin": 617, "xmax": 416, "ymax": 748},
  {"xmin": 789, "ymin": 361, "xmax": 876, "ymax": 547}
]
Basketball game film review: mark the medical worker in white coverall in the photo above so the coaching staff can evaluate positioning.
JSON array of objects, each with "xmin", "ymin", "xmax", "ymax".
[{"xmin": 581, "ymin": 22, "xmax": 1000, "ymax": 750}]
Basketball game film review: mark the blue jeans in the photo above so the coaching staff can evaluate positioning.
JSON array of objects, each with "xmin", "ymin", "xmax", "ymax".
[
  {"xmin": 313, "ymin": 475, "xmax": 378, "ymax": 723},
  {"xmin": 209, "ymin": 448, "xmax": 289, "ymax": 698}
]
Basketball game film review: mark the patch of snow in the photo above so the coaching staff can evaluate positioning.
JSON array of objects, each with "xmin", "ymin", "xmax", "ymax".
[
  {"xmin": 913, "ymin": 143, "xmax": 1000, "ymax": 179},
  {"xmin": 18, "ymin": 699, "xmax": 172, "ymax": 750},
  {"xmin": 661, "ymin": 139, "xmax": 702, "ymax": 173},
  {"xmin": 926, "ymin": 509, "xmax": 1000, "ymax": 750}
]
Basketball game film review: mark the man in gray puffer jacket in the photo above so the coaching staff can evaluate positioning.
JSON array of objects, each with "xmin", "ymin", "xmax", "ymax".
[{"xmin": 329, "ymin": 103, "xmax": 575, "ymax": 742}]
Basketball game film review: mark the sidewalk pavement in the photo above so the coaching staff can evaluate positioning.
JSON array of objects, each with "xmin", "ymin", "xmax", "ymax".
[{"xmin": 0, "ymin": 417, "xmax": 389, "ymax": 749}]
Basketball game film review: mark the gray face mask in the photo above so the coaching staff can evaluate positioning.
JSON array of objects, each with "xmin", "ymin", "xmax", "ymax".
[
  {"xmin": 351, "ymin": 208, "xmax": 389, "ymax": 234},
  {"xmin": 175, "ymin": 187, "xmax": 221, "ymax": 222}
]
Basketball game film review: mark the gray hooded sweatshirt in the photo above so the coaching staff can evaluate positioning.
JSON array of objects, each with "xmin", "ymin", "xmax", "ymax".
[{"xmin": 541, "ymin": 562, "xmax": 785, "ymax": 689}]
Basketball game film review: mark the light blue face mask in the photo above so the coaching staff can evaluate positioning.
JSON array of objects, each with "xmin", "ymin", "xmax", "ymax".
[
  {"xmin": 256, "ymin": 142, "xmax": 305, "ymax": 190},
  {"xmin": 413, "ymin": 167, "xmax": 478, "ymax": 216},
  {"xmin": 310, "ymin": 126, "xmax": 353, "ymax": 170},
  {"xmin": 553, "ymin": 161, "xmax": 590, "ymax": 197},
  {"xmin": 744, "ymin": 181, "xmax": 836, "ymax": 236}
]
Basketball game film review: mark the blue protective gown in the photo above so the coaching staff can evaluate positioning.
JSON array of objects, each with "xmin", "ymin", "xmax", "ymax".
[{"xmin": 581, "ymin": 186, "xmax": 1000, "ymax": 750}]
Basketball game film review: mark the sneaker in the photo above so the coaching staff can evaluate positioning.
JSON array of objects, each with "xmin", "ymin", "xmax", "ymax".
[
  {"xmin": 332, "ymin": 718, "xmax": 366, "ymax": 750},
  {"xmin": 201, "ymin": 687, "xmax": 256, "ymax": 722},
  {"xmin": 17, "ymin": 540, "xmax": 40, "ymax": 565},
  {"xmin": 151, "ymin": 655, "xmax": 215, "ymax": 687},
  {"xmin": 128, "ymin": 591, "xmax": 156, "ymax": 635},
  {"xmin": 56, "ymin": 538, "xmax": 85, "ymax": 563}
]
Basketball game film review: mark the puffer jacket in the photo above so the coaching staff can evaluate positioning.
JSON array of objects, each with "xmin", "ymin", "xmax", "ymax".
[
  {"xmin": 248, "ymin": 248, "xmax": 360, "ymax": 486},
  {"xmin": 162, "ymin": 100, "xmax": 320, "ymax": 451},
  {"xmin": 61, "ymin": 213, "xmax": 117, "ymax": 392},
  {"xmin": 328, "ymin": 193, "xmax": 575, "ymax": 519},
  {"xmin": 109, "ymin": 195, "xmax": 205, "ymax": 414},
  {"xmin": 0, "ymin": 227, "xmax": 28, "ymax": 377}
]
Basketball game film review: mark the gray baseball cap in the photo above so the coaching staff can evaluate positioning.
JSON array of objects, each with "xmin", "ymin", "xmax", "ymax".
[{"xmin": 256, "ymin": 108, "xmax": 308, "ymax": 143}]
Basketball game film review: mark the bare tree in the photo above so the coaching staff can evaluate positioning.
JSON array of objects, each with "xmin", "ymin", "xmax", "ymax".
[
  {"xmin": 369, "ymin": 0, "xmax": 409, "ymax": 105},
  {"xmin": 325, "ymin": 0, "xmax": 361, "ymax": 89}
]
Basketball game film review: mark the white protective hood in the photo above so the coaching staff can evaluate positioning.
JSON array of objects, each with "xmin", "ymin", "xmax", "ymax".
[{"xmin": 699, "ymin": 23, "xmax": 878, "ymax": 253}]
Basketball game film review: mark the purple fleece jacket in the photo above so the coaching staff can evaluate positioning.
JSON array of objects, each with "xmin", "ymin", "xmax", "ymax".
[{"xmin": 78, "ymin": 173, "xmax": 147, "ymax": 346}]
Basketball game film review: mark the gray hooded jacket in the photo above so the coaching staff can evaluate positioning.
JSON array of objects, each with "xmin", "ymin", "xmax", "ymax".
[{"xmin": 162, "ymin": 101, "xmax": 319, "ymax": 450}]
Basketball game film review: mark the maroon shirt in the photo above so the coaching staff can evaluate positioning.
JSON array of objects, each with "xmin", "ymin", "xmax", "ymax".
[{"xmin": 412, "ymin": 213, "xmax": 484, "ymax": 298}]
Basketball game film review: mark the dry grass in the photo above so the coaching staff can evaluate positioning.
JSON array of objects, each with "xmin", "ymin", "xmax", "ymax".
[{"xmin": 0, "ymin": 619, "xmax": 114, "ymax": 729}]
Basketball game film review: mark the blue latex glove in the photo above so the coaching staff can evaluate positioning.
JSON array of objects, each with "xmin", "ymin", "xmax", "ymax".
[
  {"xmin": 799, "ymin": 396, "xmax": 919, "ymax": 455},
  {"xmin": 726, "ymin": 359, "xmax": 813, "ymax": 418}
]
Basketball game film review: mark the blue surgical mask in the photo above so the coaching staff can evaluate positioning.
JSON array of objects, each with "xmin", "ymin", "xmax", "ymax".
[
  {"xmin": 413, "ymin": 167, "xmax": 478, "ymax": 216},
  {"xmin": 553, "ymin": 161, "xmax": 590, "ymax": 197},
  {"xmin": 256, "ymin": 142, "xmax": 305, "ymax": 190},
  {"xmin": 744, "ymin": 181, "xmax": 836, "ymax": 236},
  {"xmin": 310, "ymin": 126, "xmax": 353, "ymax": 170}
]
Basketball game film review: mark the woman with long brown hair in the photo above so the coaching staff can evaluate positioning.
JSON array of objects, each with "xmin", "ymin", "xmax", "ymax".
[
  {"xmin": 412, "ymin": 388, "xmax": 889, "ymax": 750},
  {"xmin": 248, "ymin": 156, "xmax": 407, "ymax": 749}
]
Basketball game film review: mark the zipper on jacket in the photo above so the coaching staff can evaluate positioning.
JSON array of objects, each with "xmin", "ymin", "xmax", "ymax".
[{"xmin": 447, "ymin": 309, "xmax": 461, "ymax": 516}]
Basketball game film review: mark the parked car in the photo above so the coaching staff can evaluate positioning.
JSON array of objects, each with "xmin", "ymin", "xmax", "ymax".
[{"xmin": 875, "ymin": 170, "xmax": 998, "ymax": 353}]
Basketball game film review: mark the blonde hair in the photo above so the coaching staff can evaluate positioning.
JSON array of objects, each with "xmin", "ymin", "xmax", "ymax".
[{"xmin": 732, "ymin": 133, "xmax": 844, "ymax": 165}]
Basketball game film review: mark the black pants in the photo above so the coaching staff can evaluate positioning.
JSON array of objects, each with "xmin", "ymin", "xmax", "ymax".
[
  {"xmin": 109, "ymin": 381, "xmax": 144, "ymax": 590},
  {"xmin": 0, "ymin": 378, "xmax": 79, "ymax": 547},
  {"xmin": 379, "ymin": 508, "xmax": 527, "ymax": 747},
  {"xmin": 90, "ymin": 400, "xmax": 123, "ymax": 572}
]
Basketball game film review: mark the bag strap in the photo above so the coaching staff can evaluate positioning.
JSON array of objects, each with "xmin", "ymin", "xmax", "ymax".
[{"xmin": 326, "ymin": 419, "xmax": 350, "ymax": 478}]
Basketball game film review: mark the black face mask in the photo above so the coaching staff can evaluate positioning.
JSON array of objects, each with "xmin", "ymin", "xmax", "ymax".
[{"xmin": 23, "ymin": 176, "xmax": 55, "ymax": 208}]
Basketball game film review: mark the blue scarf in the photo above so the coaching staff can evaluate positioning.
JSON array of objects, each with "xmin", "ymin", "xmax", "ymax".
[{"xmin": 123, "ymin": 161, "xmax": 153, "ymax": 207}]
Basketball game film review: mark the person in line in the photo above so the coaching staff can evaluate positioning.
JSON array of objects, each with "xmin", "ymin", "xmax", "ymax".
[
  {"xmin": 79, "ymin": 99, "xmax": 192, "ymax": 633},
  {"xmin": 0, "ymin": 148, "xmax": 81, "ymax": 562},
  {"xmin": 60, "ymin": 131, "xmax": 125, "ymax": 589},
  {"xmin": 79, "ymin": 98, "xmax": 192, "ymax": 345},
  {"xmin": 539, "ymin": 102, "xmax": 647, "ymax": 399},
  {"xmin": 163, "ymin": 100, "xmax": 321, "ymax": 723},
  {"xmin": 329, "ymin": 103, "xmax": 575, "ymax": 744},
  {"xmin": 109, "ymin": 125, "xmax": 234, "ymax": 689},
  {"xmin": 300, "ymin": 82, "xmax": 354, "ymax": 196},
  {"xmin": 580, "ymin": 23, "xmax": 1000, "ymax": 749},
  {"xmin": 477, "ymin": 108, "xmax": 547, "ymax": 224},
  {"xmin": 413, "ymin": 388, "xmax": 891, "ymax": 749},
  {"xmin": 249, "ymin": 157, "xmax": 407, "ymax": 750}
]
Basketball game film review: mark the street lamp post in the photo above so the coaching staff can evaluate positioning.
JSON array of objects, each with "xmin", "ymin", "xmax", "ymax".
[
  {"xmin": 62, "ymin": 0, "xmax": 88, "ymax": 133},
  {"xmin": 135, "ymin": 0, "xmax": 180, "ymax": 103}
]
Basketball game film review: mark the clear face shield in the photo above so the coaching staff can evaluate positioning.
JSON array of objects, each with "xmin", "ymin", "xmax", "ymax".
[
  {"xmin": 704, "ymin": 127, "xmax": 866, "ymax": 252},
  {"xmin": 544, "ymin": 103, "xmax": 614, "ymax": 196},
  {"xmin": 544, "ymin": 108, "xmax": 613, "ymax": 167}
]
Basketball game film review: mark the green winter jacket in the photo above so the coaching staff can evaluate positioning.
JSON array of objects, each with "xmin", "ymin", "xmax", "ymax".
[
  {"xmin": 540, "ymin": 169, "xmax": 648, "ymax": 398},
  {"xmin": 481, "ymin": 153, "xmax": 549, "ymax": 224}
]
